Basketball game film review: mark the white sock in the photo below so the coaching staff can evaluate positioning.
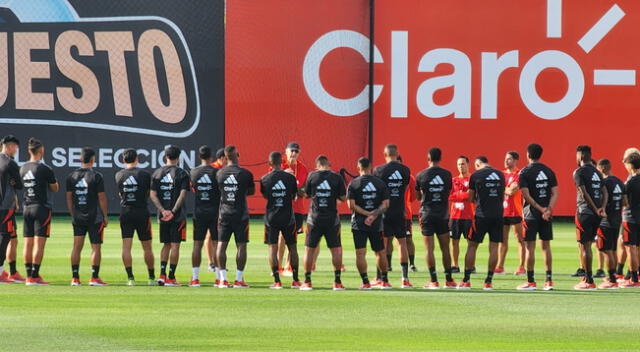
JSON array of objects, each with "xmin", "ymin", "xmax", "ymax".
[
  {"xmin": 192, "ymin": 267, "xmax": 200, "ymax": 280},
  {"xmin": 215, "ymin": 267, "xmax": 220, "ymax": 280},
  {"xmin": 0, "ymin": 265, "xmax": 4, "ymax": 275},
  {"xmin": 220, "ymin": 269, "xmax": 228, "ymax": 282},
  {"xmin": 236, "ymin": 270, "xmax": 243, "ymax": 282}
]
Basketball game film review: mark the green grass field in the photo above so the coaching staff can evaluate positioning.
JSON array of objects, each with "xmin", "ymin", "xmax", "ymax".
[{"xmin": 2, "ymin": 217, "xmax": 640, "ymax": 351}]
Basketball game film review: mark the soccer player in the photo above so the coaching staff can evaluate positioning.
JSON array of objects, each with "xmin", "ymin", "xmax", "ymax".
[
  {"xmin": 21, "ymin": 138, "xmax": 58, "ymax": 286},
  {"xmin": 615, "ymin": 147, "xmax": 640, "ymax": 281},
  {"xmin": 497, "ymin": 151, "xmax": 525, "ymax": 275},
  {"xmin": 205, "ymin": 148, "xmax": 226, "ymax": 273},
  {"xmin": 596, "ymin": 159, "xmax": 624, "ymax": 289},
  {"xmin": 459, "ymin": 156, "xmax": 505, "ymax": 290},
  {"xmin": 150, "ymin": 145, "xmax": 190, "ymax": 286},
  {"xmin": 572, "ymin": 145, "xmax": 608, "ymax": 290},
  {"xmin": 415, "ymin": 147, "xmax": 456, "ymax": 289},
  {"xmin": 66, "ymin": 147, "xmax": 108, "ymax": 286},
  {"xmin": 399, "ymin": 155, "xmax": 418, "ymax": 272},
  {"xmin": 0, "ymin": 135, "xmax": 23, "ymax": 283},
  {"xmin": 116, "ymin": 149, "xmax": 155, "ymax": 286},
  {"xmin": 620, "ymin": 152, "xmax": 640, "ymax": 288},
  {"xmin": 261, "ymin": 151, "xmax": 301, "ymax": 289},
  {"xmin": 189, "ymin": 146, "xmax": 220, "ymax": 287},
  {"xmin": 448, "ymin": 156, "xmax": 474, "ymax": 273},
  {"xmin": 374, "ymin": 144, "xmax": 413, "ymax": 288},
  {"xmin": 216, "ymin": 145, "xmax": 255, "ymax": 288},
  {"xmin": 300, "ymin": 155, "xmax": 346, "ymax": 291},
  {"xmin": 516, "ymin": 143, "xmax": 558, "ymax": 291},
  {"xmin": 347, "ymin": 157, "xmax": 391, "ymax": 290}
]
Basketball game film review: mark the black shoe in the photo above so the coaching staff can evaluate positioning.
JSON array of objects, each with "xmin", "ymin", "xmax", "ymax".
[
  {"xmin": 451, "ymin": 266, "xmax": 460, "ymax": 273},
  {"xmin": 594, "ymin": 269, "xmax": 606, "ymax": 278},
  {"xmin": 571, "ymin": 268, "xmax": 585, "ymax": 277},
  {"xmin": 410, "ymin": 265, "xmax": 418, "ymax": 272},
  {"xmin": 470, "ymin": 267, "xmax": 476, "ymax": 274}
]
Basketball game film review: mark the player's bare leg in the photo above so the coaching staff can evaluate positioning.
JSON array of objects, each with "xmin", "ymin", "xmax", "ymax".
[
  {"xmin": 70, "ymin": 236, "xmax": 84, "ymax": 284},
  {"xmin": 460, "ymin": 241, "xmax": 479, "ymax": 288},
  {"xmin": 513, "ymin": 223, "xmax": 526, "ymax": 274},
  {"xmin": 496, "ymin": 225, "xmax": 510, "ymax": 273}
]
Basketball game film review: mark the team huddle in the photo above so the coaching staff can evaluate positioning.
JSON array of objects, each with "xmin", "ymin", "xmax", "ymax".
[{"xmin": 1, "ymin": 135, "xmax": 640, "ymax": 291}]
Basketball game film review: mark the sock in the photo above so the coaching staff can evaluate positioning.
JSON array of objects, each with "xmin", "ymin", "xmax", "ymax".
[
  {"xmin": 125, "ymin": 267, "xmax": 134, "ymax": 280},
  {"xmin": 0, "ymin": 265, "xmax": 3, "ymax": 275},
  {"xmin": 304, "ymin": 271, "xmax": 312, "ymax": 283},
  {"xmin": 215, "ymin": 268, "xmax": 220, "ymax": 281},
  {"xmin": 236, "ymin": 269, "xmax": 244, "ymax": 282},
  {"xmin": 586, "ymin": 271, "xmax": 594, "ymax": 284},
  {"xmin": 334, "ymin": 270, "xmax": 341, "ymax": 284},
  {"xmin": 71, "ymin": 264, "xmax": 79, "ymax": 279},
  {"xmin": 26, "ymin": 263, "xmax": 32, "ymax": 277},
  {"xmin": 401, "ymin": 262, "xmax": 409, "ymax": 280},
  {"xmin": 160, "ymin": 261, "xmax": 167, "ymax": 276},
  {"xmin": 376, "ymin": 268, "xmax": 381, "ymax": 280},
  {"xmin": 545, "ymin": 270, "xmax": 552, "ymax": 282},
  {"xmin": 220, "ymin": 269, "xmax": 228, "ymax": 282},
  {"xmin": 381, "ymin": 272, "xmax": 389, "ymax": 283},
  {"xmin": 386, "ymin": 255, "xmax": 392, "ymax": 267},
  {"xmin": 360, "ymin": 272, "xmax": 369, "ymax": 284},
  {"xmin": 148, "ymin": 268, "xmax": 155, "ymax": 280},
  {"xmin": 429, "ymin": 267, "xmax": 437, "ymax": 283},
  {"xmin": 527, "ymin": 270, "xmax": 535, "ymax": 283},
  {"xmin": 409, "ymin": 255, "xmax": 415, "ymax": 266},
  {"xmin": 272, "ymin": 266, "xmax": 280, "ymax": 283},
  {"xmin": 91, "ymin": 265, "xmax": 99, "ymax": 279},
  {"xmin": 616, "ymin": 263, "xmax": 624, "ymax": 275},
  {"xmin": 9, "ymin": 261, "xmax": 16, "ymax": 275},
  {"xmin": 632, "ymin": 271, "xmax": 639, "ymax": 283},
  {"xmin": 625, "ymin": 270, "xmax": 632, "ymax": 280},
  {"xmin": 168, "ymin": 264, "xmax": 177, "ymax": 279},
  {"xmin": 192, "ymin": 267, "xmax": 200, "ymax": 281},
  {"xmin": 292, "ymin": 265, "xmax": 299, "ymax": 281},
  {"xmin": 463, "ymin": 269, "xmax": 472, "ymax": 283},
  {"xmin": 485, "ymin": 271, "xmax": 494, "ymax": 284},
  {"xmin": 31, "ymin": 263, "xmax": 40, "ymax": 278},
  {"xmin": 608, "ymin": 269, "xmax": 617, "ymax": 283},
  {"xmin": 445, "ymin": 268, "xmax": 452, "ymax": 282}
]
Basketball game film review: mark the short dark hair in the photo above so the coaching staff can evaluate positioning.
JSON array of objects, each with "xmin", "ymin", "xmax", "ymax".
[
  {"xmin": 198, "ymin": 145, "xmax": 212, "ymax": 160},
  {"xmin": 527, "ymin": 143, "xmax": 543, "ymax": 160},
  {"xmin": 577, "ymin": 145, "xmax": 592, "ymax": 162},
  {"xmin": 358, "ymin": 157, "xmax": 371, "ymax": 169},
  {"xmin": 224, "ymin": 145, "xmax": 238, "ymax": 162},
  {"xmin": 122, "ymin": 148, "xmax": 137, "ymax": 163},
  {"xmin": 475, "ymin": 155, "xmax": 489, "ymax": 164},
  {"xmin": 428, "ymin": 147, "xmax": 442, "ymax": 162},
  {"xmin": 598, "ymin": 158, "xmax": 611, "ymax": 172},
  {"xmin": 315, "ymin": 155, "xmax": 329, "ymax": 166},
  {"xmin": 269, "ymin": 151, "xmax": 282, "ymax": 166},
  {"xmin": 81, "ymin": 147, "xmax": 95, "ymax": 164},
  {"xmin": 1, "ymin": 135, "xmax": 19, "ymax": 146},
  {"xmin": 624, "ymin": 153, "xmax": 640, "ymax": 170},
  {"xmin": 215, "ymin": 148, "xmax": 225, "ymax": 160},
  {"xmin": 27, "ymin": 138, "xmax": 43, "ymax": 154},
  {"xmin": 397, "ymin": 155, "xmax": 403, "ymax": 163},
  {"xmin": 457, "ymin": 155, "xmax": 469, "ymax": 163},
  {"xmin": 165, "ymin": 145, "xmax": 181, "ymax": 161},
  {"xmin": 384, "ymin": 144, "xmax": 398, "ymax": 157},
  {"xmin": 507, "ymin": 151, "xmax": 519, "ymax": 160}
]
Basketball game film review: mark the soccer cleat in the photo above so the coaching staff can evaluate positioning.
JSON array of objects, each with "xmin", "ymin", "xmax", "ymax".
[
  {"xmin": 619, "ymin": 280, "xmax": 640, "ymax": 289},
  {"xmin": 598, "ymin": 281, "xmax": 619, "ymax": 290},
  {"xmin": 423, "ymin": 281, "xmax": 440, "ymax": 290},
  {"xmin": 8, "ymin": 272, "xmax": 26, "ymax": 283},
  {"xmin": 615, "ymin": 274, "xmax": 625, "ymax": 283},
  {"xmin": 444, "ymin": 280, "xmax": 457, "ymax": 289},
  {"xmin": 269, "ymin": 282, "xmax": 283, "ymax": 289},
  {"xmin": 332, "ymin": 282, "xmax": 346, "ymax": 291},
  {"xmin": 483, "ymin": 283, "xmax": 493, "ymax": 291},
  {"xmin": 164, "ymin": 278, "xmax": 181, "ymax": 287},
  {"xmin": 281, "ymin": 268, "xmax": 293, "ymax": 277},
  {"xmin": 218, "ymin": 280, "xmax": 231, "ymax": 288},
  {"xmin": 514, "ymin": 266, "xmax": 526, "ymax": 276},
  {"xmin": 340, "ymin": 264, "xmax": 346, "ymax": 272},
  {"xmin": 516, "ymin": 282, "xmax": 537, "ymax": 291},
  {"xmin": 379, "ymin": 281, "xmax": 393, "ymax": 290},
  {"xmin": 157, "ymin": 275, "xmax": 167, "ymax": 286},
  {"xmin": 189, "ymin": 279, "xmax": 201, "ymax": 287},
  {"xmin": 207, "ymin": 264, "xmax": 216, "ymax": 273},
  {"xmin": 410, "ymin": 265, "xmax": 418, "ymax": 273},
  {"xmin": 291, "ymin": 280, "xmax": 302, "ymax": 289},
  {"xmin": 400, "ymin": 279, "xmax": 413, "ymax": 289},
  {"xmin": 0, "ymin": 272, "xmax": 11, "ymax": 284},
  {"xmin": 450, "ymin": 266, "xmax": 461, "ymax": 273},
  {"xmin": 594, "ymin": 269, "xmax": 606, "ymax": 278},
  {"xmin": 127, "ymin": 279, "xmax": 136, "ymax": 286},
  {"xmin": 494, "ymin": 267, "xmax": 505, "ymax": 275},
  {"xmin": 370, "ymin": 279, "xmax": 381, "ymax": 288},
  {"xmin": 70, "ymin": 278, "xmax": 81, "ymax": 286},
  {"xmin": 571, "ymin": 268, "xmax": 585, "ymax": 277},
  {"xmin": 26, "ymin": 277, "xmax": 49, "ymax": 286},
  {"xmin": 574, "ymin": 281, "xmax": 596, "ymax": 290},
  {"xmin": 214, "ymin": 279, "xmax": 220, "ymax": 287},
  {"xmin": 89, "ymin": 278, "xmax": 108, "ymax": 286},
  {"xmin": 300, "ymin": 282, "xmax": 313, "ymax": 291},
  {"xmin": 457, "ymin": 281, "xmax": 471, "ymax": 290},
  {"xmin": 543, "ymin": 281, "xmax": 555, "ymax": 291},
  {"xmin": 359, "ymin": 283, "xmax": 372, "ymax": 290},
  {"xmin": 233, "ymin": 280, "xmax": 249, "ymax": 288},
  {"xmin": 147, "ymin": 279, "xmax": 158, "ymax": 286}
]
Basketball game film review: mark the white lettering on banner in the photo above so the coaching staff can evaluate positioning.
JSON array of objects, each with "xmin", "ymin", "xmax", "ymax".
[{"xmin": 40, "ymin": 147, "xmax": 196, "ymax": 170}]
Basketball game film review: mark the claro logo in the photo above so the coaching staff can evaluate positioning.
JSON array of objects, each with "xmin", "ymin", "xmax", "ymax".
[
  {"xmin": 304, "ymin": 2, "xmax": 635, "ymax": 120},
  {"xmin": 0, "ymin": 0, "xmax": 200, "ymax": 137}
]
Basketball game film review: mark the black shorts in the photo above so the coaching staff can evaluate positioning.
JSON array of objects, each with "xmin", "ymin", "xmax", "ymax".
[
  {"xmin": 218, "ymin": 218, "xmax": 249, "ymax": 244},
  {"xmin": 420, "ymin": 216, "xmax": 450, "ymax": 237},
  {"xmin": 450, "ymin": 219, "xmax": 472, "ymax": 240},
  {"xmin": 383, "ymin": 216, "xmax": 406, "ymax": 239},
  {"xmin": 73, "ymin": 222, "xmax": 105, "ymax": 244},
  {"xmin": 160, "ymin": 220, "xmax": 187, "ymax": 244},
  {"xmin": 504, "ymin": 216, "xmax": 523, "ymax": 226},
  {"xmin": 23, "ymin": 205, "xmax": 52, "ymax": 238},
  {"xmin": 522, "ymin": 218, "xmax": 553, "ymax": 241},
  {"xmin": 193, "ymin": 212, "xmax": 218, "ymax": 242},
  {"xmin": 264, "ymin": 222, "xmax": 296, "ymax": 245},
  {"xmin": 305, "ymin": 222, "xmax": 341, "ymax": 248},
  {"xmin": 468, "ymin": 217, "xmax": 503, "ymax": 243},
  {"xmin": 352, "ymin": 230, "xmax": 384, "ymax": 252},
  {"xmin": 405, "ymin": 219, "xmax": 413, "ymax": 236},
  {"xmin": 0, "ymin": 209, "xmax": 17, "ymax": 238},
  {"xmin": 120, "ymin": 207, "xmax": 152, "ymax": 241},
  {"xmin": 575, "ymin": 213, "xmax": 600, "ymax": 244},
  {"xmin": 622, "ymin": 222, "xmax": 640, "ymax": 246},
  {"xmin": 294, "ymin": 213, "xmax": 305, "ymax": 234},
  {"xmin": 597, "ymin": 226, "xmax": 619, "ymax": 251}
]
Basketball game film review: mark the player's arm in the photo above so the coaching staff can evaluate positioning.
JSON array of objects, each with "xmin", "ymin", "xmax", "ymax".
[
  {"xmin": 172, "ymin": 189, "xmax": 188, "ymax": 214},
  {"xmin": 520, "ymin": 187, "xmax": 545, "ymax": 214},
  {"xmin": 365, "ymin": 199, "xmax": 389, "ymax": 227},
  {"xmin": 98, "ymin": 192, "xmax": 108, "ymax": 227},
  {"xmin": 9, "ymin": 162, "xmax": 22, "ymax": 190},
  {"xmin": 578, "ymin": 185, "xmax": 600, "ymax": 214},
  {"xmin": 623, "ymin": 194, "xmax": 629, "ymax": 208},
  {"xmin": 505, "ymin": 181, "xmax": 519, "ymax": 196},
  {"xmin": 65, "ymin": 191, "xmax": 73, "ymax": 216},
  {"xmin": 347, "ymin": 199, "xmax": 371, "ymax": 216},
  {"xmin": 599, "ymin": 185, "xmax": 609, "ymax": 218},
  {"xmin": 246, "ymin": 172, "xmax": 255, "ymax": 196},
  {"xmin": 48, "ymin": 168, "xmax": 59, "ymax": 192},
  {"xmin": 467, "ymin": 189, "xmax": 476, "ymax": 203}
]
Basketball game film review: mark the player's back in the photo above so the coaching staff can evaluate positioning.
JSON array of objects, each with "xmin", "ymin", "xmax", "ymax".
[
  {"xmin": 470, "ymin": 167, "xmax": 505, "ymax": 218},
  {"xmin": 190, "ymin": 164, "xmax": 220, "ymax": 214},
  {"xmin": 305, "ymin": 170, "xmax": 345, "ymax": 225},
  {"xmin": 217, "ymin": 164, "xmax": 255, "ymax": 221},
  {"xmin": 573, "ymin": 163, "xmax": 603, "ymax": 215},
  {"xmin": 116, "ymin": 167, "xmax": 151, "ymax": 209},
  {"xmin": 66, "ymin": 168, "xmax": 104, "ymax": 225},
  {"xmin": 0, "ymin": 153, "xmax": 21, "ymax": 210},
  {"xmin": 415, "ymin": 166, "xmax": 452, "ymax": 219},
  {"xmin": 21, "ymin": 161, "xmax": 56, "ymax": 208},
  {"xmin": 374, "ymin": 161, "xmax": 410, "ymax": 218},
  {"xmin": 260, "ymin": 169, "xmax": 297, "ymax": 226}
]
